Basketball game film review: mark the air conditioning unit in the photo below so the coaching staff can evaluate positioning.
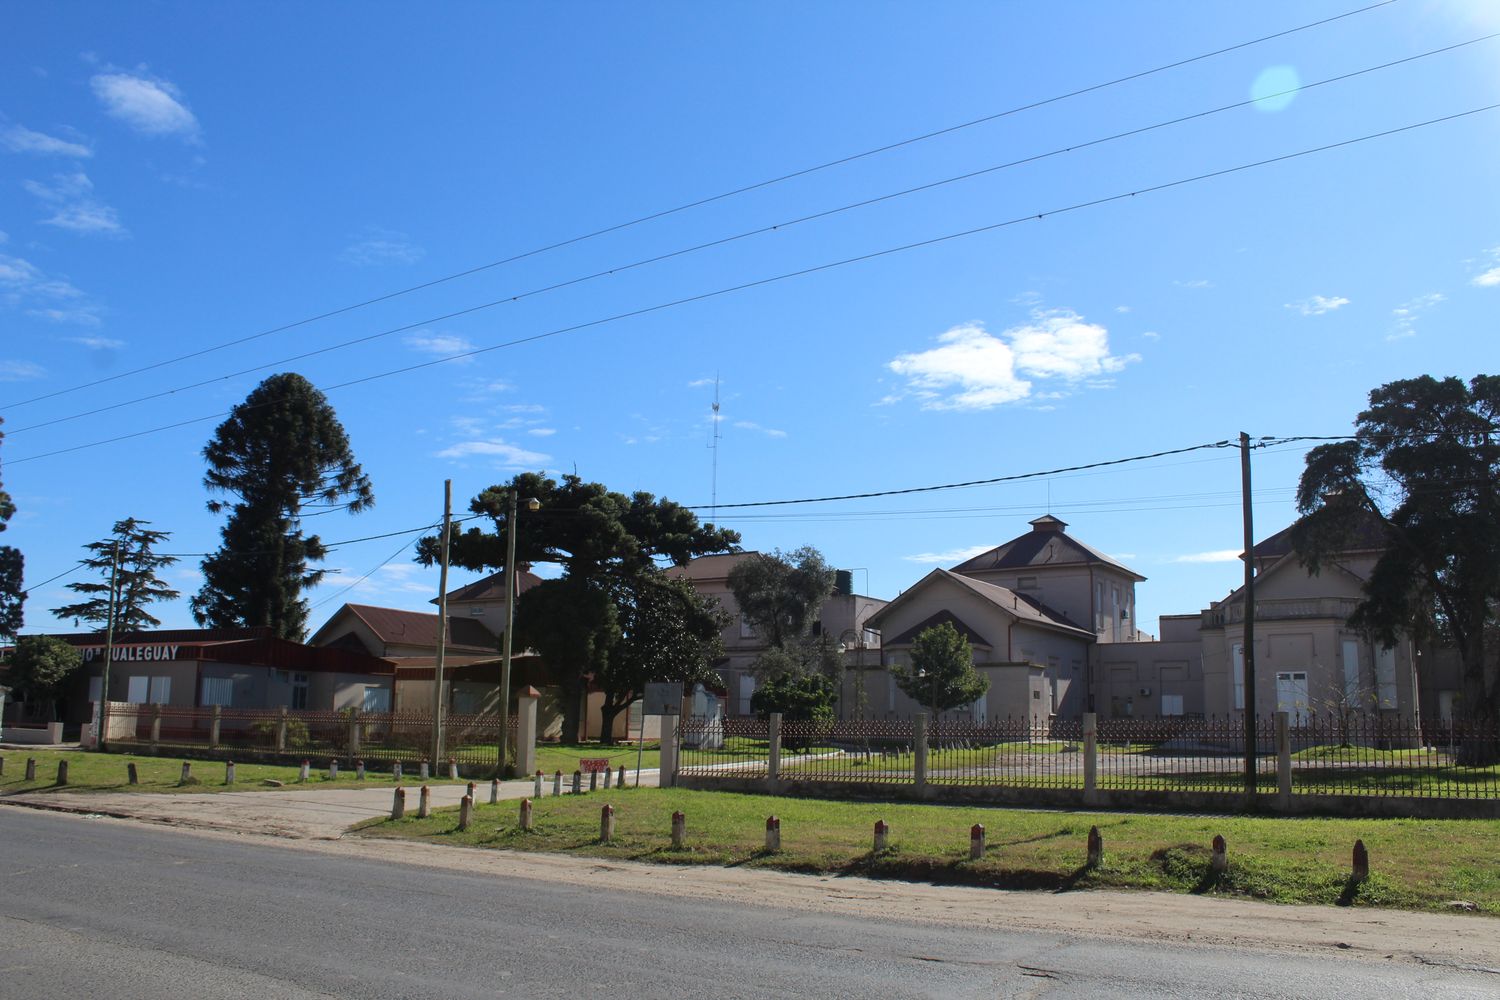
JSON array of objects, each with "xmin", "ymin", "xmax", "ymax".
[{"xmin": 1139, "ymin": 687, "xmax": 1152, "ymax": 697}]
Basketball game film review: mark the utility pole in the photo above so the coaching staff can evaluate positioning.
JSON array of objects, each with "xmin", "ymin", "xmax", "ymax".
[
  {"xmin": 430, "ymin": 480, "xmax": 453, "ymax": 766},
  {"xmin": 498, "ymin": 491, "xmax": 519, "ymax": 778},
  {"xmin": 97, "ymin": 541, "xmax": 121, "ymax": 749},
  {"xmin": 1240, "ymin": 432, "xmax": 1257, "ymax": 799}
]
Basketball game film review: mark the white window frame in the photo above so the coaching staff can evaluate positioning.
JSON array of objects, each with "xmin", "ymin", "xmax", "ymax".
[
  {"xmin": 1161, "ymin": 693, "xmax": 1185, "ymax": 717},
  {"xmin": 201, "ymin": 676, "xmax": 234, "ymax": 708},
  {"xmin": 127, "ymin": 676, "xmax": 149, "ymax": 704},
  {"xmin": 1341, "ymin": 639, "xmax": 1361, "ymax": 705},
  {"xmin": 1375, "ymin": 645, "xmax": 1398, "ymax": 709},
  {"xmin": 148, "ymin": 676, "xmax": 171, "ymax": 705},
  {"xmin": 1231, "ymin": 643, "xmax": 1245, "ymax": 711}
]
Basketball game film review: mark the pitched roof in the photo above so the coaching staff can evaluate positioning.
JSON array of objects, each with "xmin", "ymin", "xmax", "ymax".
[
  {"xmin": 949, "ymin": 516, "xmax": 1145, "ymax": 581},
  {"xmin": 663, "ymin": 551, "xmax": 756, "ymax": 582},
  {"xmin": 437, "ymin": 568, "xmax": 544, "ymax": 604},
  {"xmin": 868, "ymin": 568, "xmax": 1093, "ymax": 641},
  {"xmin": 341, "ymin": 604, "xmax": 497, "ymax": 653},
  {"xmin": 884, "ymin": 609, "xmax": 993, "ymax": 649},
  {"xmin": 1249, "ymin": 508, "xmax": 1390, "ymax": 562}
]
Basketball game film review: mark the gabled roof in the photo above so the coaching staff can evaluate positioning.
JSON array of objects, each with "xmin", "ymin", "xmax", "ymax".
[
  {"xmin": 949, "ymin": 515, "xmax": 1145, "ymax": 581},
  {"xmin": 436, "ymin": 568, "xmax": 544, "ymax": 604},
  {"xmin": 1249, "ymin": 508, "xmax": 1389, "ymax": 562},
  {"xmin": 331, "ymin": 604, "xmax": 497, "ymax": 654},
  {"xmin": 663, "ymin": 550, "xmax": 755, "ymax": 582},
  {"xmin": 884, "ymin": 609, "xmax": 993, "ymax": 649},
  {"xmin": 868, "ymin": 568, "xmax": 1094, "ymax": 641}
]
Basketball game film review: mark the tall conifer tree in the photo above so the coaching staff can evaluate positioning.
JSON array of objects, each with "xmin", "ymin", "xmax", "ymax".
[
  {"xmin": 0, "ymin": 417, "xmax": 22, "ymax": 639},
  {"xmin": 53, "ymin": 518, "xmax": 180, "ymax": 631}
]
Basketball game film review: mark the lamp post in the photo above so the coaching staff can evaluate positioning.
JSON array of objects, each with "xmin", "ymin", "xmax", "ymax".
[
  {"xmin": 498, "ymin": 492, "xmax": 540, "ymax": 778},
  {"xmin": 838, "ymin": 628, "xmax": 871, "ymax": 754}
]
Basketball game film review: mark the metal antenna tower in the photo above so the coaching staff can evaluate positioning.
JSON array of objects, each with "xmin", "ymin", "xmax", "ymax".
[{"xmin": 709, "ymin": 373, "xmax": 721, "ymax": 524}]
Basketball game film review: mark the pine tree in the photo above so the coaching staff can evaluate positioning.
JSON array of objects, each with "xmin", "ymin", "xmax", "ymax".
[
  {"xmin": 0, "ymin": 417, "xmax": 22, "ymax": 640},
  {"xmin": 192, "ymin": 373, "xmax": 373, "ymax": 640},
  {"xmin": 52, "ymin": 518, "xmax": 180, "ymax": 631}
]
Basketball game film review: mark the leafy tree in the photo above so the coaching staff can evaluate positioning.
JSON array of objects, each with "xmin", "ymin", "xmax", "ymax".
[
  {"xmin": 192, "ymin": 373, "xmax": 373, "ymax": 640},
  {"xmin": 4, "ymin": 634, "xmax": 82, "ymax": 721},
  {"xmin": 52, "ymin": 518, "xmax": 180, "ymax": 631},
  {"xmin": 892, "ymin": 621, "xmax": 988, "ymax": 715},
  {"xmin": 595, "ymin": 570, "xmax": 727, "ymax": 744},
  {"xmin": 429, "ymin": 472, "xmax": 739, "ymax": 742},
  {"xmin": 0, "ymin": 418, "xmax": 23, "ymax": 640},
  {"xmin": 726, "ymin": 547, "xmax": 835, "ymax": 649},
  {"xmin": 751, "ymin": 671, "xmax": 837, "ymax": 726},
  {"xmin": 1292, "ymin": 375, "xmax": 1499, "ymax": 749}
]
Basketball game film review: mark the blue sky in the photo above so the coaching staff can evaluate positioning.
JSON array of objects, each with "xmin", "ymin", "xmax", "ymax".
[{"xmin": 3, "ymin": 1, "xmax": 1497, "ymax": 637}]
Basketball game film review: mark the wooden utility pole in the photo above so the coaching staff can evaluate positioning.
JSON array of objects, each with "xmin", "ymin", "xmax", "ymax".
[
  {"xmin": 1240, "ymin": 432, "xmax": 1257, "ymax": 799},
  {"xmin": 430, "ymin": 480, "xmax": 453, "ymax": 765},
  {"xmin": 498, "ymin": 490, "xmax": 519, "ymax": 778},
  {"xmin": 97, "ymin": 541, "xmax": 121, "ymax": 749}
]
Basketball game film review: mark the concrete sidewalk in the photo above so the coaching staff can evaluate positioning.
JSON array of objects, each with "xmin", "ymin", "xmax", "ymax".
[{"xmin": 0, "ymin": 769, "xmax": 662, "ymax": 839}]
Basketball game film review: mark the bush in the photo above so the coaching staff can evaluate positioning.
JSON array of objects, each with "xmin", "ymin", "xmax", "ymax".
[
  {"xmin": 250, "ymin": 717, "xmax": 309, "ymax": 749},
  {"xmin": 751, "ymin": 672, "xmax": 836, "ymax": 725}
]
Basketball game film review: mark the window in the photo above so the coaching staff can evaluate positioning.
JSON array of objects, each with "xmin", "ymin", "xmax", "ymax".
[
  {"xmin": 1161, "ymin": 694, "xmax": 1184, "ymax": 716},
  {"xmin": 88, "ymin": 676, "xmax": 102, "ymax": 704},
  {"xmin": 201, "ymin": 677, "xmax": 234, "ymax": 707},
  {"xmin": 1341, "ymin": 639, "xmax": 1361, "ymax": 704},
  {"xmin": 1375, "ymin": 645, "xmax": 1398, "ymax": 709},
  {"xmin": 737, "ymin": 675, "xmax": 756, "ymax": 716},
  {"xmin": 147, "ymin": 676, "xmax": 171, "ymax": 705},
  {"xmin": 739, "ymin": 616, "xmax": 757, "ymax": 640},
  {"xmin": 468, "ymin": 605, "xmax": 485, "ymax": 617},
  {"xmin": 1095, "ymin": 582, "xmax": 1105, "ymax": 629},
  {"xmin": 1016, "ymin": 576, "xmax": 1038, "ymax": 591},
  {"xmin": 862, "ymin": 628, "xmax": 879, "ymax": 648},
  {"xmin": 362, "ymin": 686, "xmax": 391, "ymax": 712},
  {"xmin": 1231, "ymin": 644, "xmax": 1245, "ymax": 711},
  {"xmin": 291, "ymin": 672, "xmax": 309, "ymax": 710},
  {"xmin": 127, "ymin": 676, "xmax": 149, "ymax": 704}
]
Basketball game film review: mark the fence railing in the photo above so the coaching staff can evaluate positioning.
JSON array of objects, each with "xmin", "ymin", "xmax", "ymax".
[
  {"xmin": 100, "ymin": 702, "xmax": 521, "ymax": 773},
  {"xmin": 672, "ymin": 711, "xmax": 1500, "ymax": 814}
]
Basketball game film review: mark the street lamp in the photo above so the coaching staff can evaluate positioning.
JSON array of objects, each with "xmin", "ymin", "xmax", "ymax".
[{"xmin": 498, "ymin": 493, "xmax": 540, "ymax": 777}]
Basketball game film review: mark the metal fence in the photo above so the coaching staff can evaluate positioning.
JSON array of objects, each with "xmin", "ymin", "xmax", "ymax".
[
  {"xmin": 101, "ymin": 702, "xmax": 518, "ymax": 774},
  {"xmin": 675, "ymin": 712, "xmax": 1500, "ymax": 806}
]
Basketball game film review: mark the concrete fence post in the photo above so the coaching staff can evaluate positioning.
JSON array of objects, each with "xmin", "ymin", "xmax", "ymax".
[
  {"xmin": 671, "ymin": 810, "xmax": 686, "ymax": 849},
  {"xmin": 532, "ymin": 771, "xmax": 542, "ymax": 799},
  {"xmin": 25, "ymin": 757, "xmax": 36, "ymax": 781},
  {"xmin": 764, "ymin": 815, "xmax": 781, "ymax": 852},
  {"xmin": 225, "ymin": 761, "xmax": 236, "ymax": 785},
  {"xmin": 1086, "ymin": 825, "xmax": 1103, "ymax": 868},
  {"xmin": 126, "ymin": 761, "xmax": 138, "ymax": 785},
  {"xmin": 348, "ymin": 708, "xmax": 362, "ymax": 758},
  {"xmin": 767, "ymin": 712, "xmax": 783, "ymax": 788},
  {"xmin": 600, "ymin": 803, "xmax": 615, "ymax": 844},
  {"xmin": 519, "ymin": 797, "xmax": 534, "ymax": 831},
  {"xmin": 659, "ymin": 711, "xmax": 680, "ymax": 788},
  {"xmin": 1275, "ymin": 711, "xmax": 1293, "ymax": 808},
  {"xmin": 150, "ymin": 704, "xmax": 162, "ymax": 751},
  {"xmin": 57, "ymin": 760, "xmax": 69, "ymax": 785},
  {"xmin": 553, "ymin": 770, "xmax": 562, "ymax": 797},
  {"xmin": 1211, "ymin": 834, "xmax": 1227, "ymax": 873},
  {"xmin": 516, "ymin": 688, "xmax": 539, "ymax": 777},
  {"xmin": 275, "ymin": 706, "xmax": 288, "ymax": 753},
  {"xmin": 873, "ymin": 819, "xmax": 889, "ymax": 853},
  {"xmin": 913, "ymin": 714, "xmax": 929, "ymax": 792},
  {"xmin": 209, "ymin": 704, "xmax": 222, "ymax": 749},
  {"xmin": 603, "ymin": 765, "xmax": 613, "ymax": 790},
  {"xmin": 589, "ymin": 769, "xmax": 599, "ymax": 792},
  {"xmin": 572, "ymin": 770, "xmax": 582, "ymax": 795},
  {"xmin": 418, "ymin": 785, "xmax": 431, "ymax": 819},
  {"xmin": 1082, "ymin": 712, "xmax": 1099, "ymax": 805},
  {"xmin": 459, "ymin": 794, "xmax": 473, "ymax": 831},
  {"xmin": 969, "ymin": 823, "xmax": 985, "ymax": 861},
  {"xmin": 391, "ymin": 787, "xmax": 406, "ymax": 820}
]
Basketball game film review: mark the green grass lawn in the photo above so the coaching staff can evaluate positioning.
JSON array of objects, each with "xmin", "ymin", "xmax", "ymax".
[
  {"xmin": 360, "ymin": 787, "xmax": 1500, "ymax": 915},
  {"xmin": 533, "ymin": 742, "xmax": 661, "ymax": 776},
  {"xmin": 0, "ymin": 749, "xmax": 467, "ymax": 794}
]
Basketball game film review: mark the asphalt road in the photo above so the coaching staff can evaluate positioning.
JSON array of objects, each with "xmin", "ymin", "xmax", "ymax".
[{"xmin": 1, "ymin": 809, "xmax": 1493, "ymax": 999}]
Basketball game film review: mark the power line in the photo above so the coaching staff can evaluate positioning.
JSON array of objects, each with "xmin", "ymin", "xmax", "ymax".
[
  {"xmin": 309, "ymin": 536, "xmax": 424, "ymax": 612},
  {"xmin": 14, "ymin": 100, "xmax": 1494, "ymax": 467},
  {"xmin": 0, "ymin": 0, "xmax": 1401, "ymax": 413},
  {"xmin": 14, "ymin": 29, "xmax": 1495, "ymax": 439},
  {"xmin": 18, "ymin": 561, "xmax": 88, "ymax": 592}
]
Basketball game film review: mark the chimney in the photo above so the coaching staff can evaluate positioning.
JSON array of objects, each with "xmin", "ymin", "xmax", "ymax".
[{"xmin": 1028, "ymin": 514, "xmax": 1068, "ymax": 533}]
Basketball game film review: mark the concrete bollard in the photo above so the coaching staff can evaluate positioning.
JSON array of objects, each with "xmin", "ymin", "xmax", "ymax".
[
  {"xmin": 1211, "ymin": 834, "xmax": 1227, "ymax": 873},
  {"xmin": 127, "ymin": 761, "xmax": 138, "ymax": 785},
  {"xmin": 419, "ymin": 759, "xmax": 430, "ymax": 781},
  {"xmin": 467, "ymin": 781, "xmax": 477, "ymax": 801},
  {"xmin": 1086, "ymin": 826, "xmax": 1102, "ymax": 868},
  {"xmin": 618, "ymin": 764, "xmax": 628, "ymax": 789},
  {"xmin": 25, "ymin": 758, "xmax": 36, "ymax": 781},
  {"xmin": 448, "ymin": 758, "xmax": 459, "ymax": 781},
  {"xmin": 492, "ymin": 777, "xmax": 502, "ymax": 805},
  {"xmin": 1352, "ymin": 839, "xmax": 1369, "ymax": 882},
  {"xmin": 392, "ymin": 761, "xmax": 403, "ymax": 782},
  {"xmin": 873, "ymin": 819, "xmax": 890, "ymax": 853},
  {"xmin": 299, "ymin": 760, "xmax": 311, "ymax": 783},
  {"xmin": 459, "ymin": 794, "xmax": 473, "ymax": 831},
  {"xmin": 391, "ymin": 787, "xmax": 406, "ymax": 820},
  {"xmin": 225, "ymin": 761, "xmax": 236, "ymax": 785},
  {"xmin": 603, "ymin": 766, "xmax": 613, "ymax": 790},
  {"xmin": 589, "ymin": 769, "xmax": 599, "ymax": 792},
  {"xmin": 969, "ymin": 823, "xmax": 986, "ymax": 861},
  {"xmin": 418, "ymin": 784, "xmax": 431, "ymax": 819},
  {"xmin": 533, "ymin": 771, "xmax": 542, "ymax": 799},
  {"xmin": 355, "ymin": 759, "xmax": 365, "ymax": 781},
  {"xmin": 572, "ymin": 770, "xmax": 582, "ymax": 795},
  {"xmin": 600, "ymin": 803, "xmax": 616, "ymax": 844},
  {"xmin": 671, "ymin": 810, "xmax": 686, "ymax": 849},
  {"xmin": 519, "ymin": 797, "xmax": 534, "ymax": 832},
  {"xmin": 764, "ymin": 816, "xmax": 781, "ymax": 852},
  {"xmin": 328, "ymin": 760, "xmax": 338, "ymax": 781},
  {"xmin": 180, "ymin": 761, "xmax": 193, "ymax": 784},
  {"xmin": 57, "ymin": 760, "xmax": 69, "ymax": 785},
  {"xmin": 553, "ymin": 770, "xmax": 562, "ymax": 797}
]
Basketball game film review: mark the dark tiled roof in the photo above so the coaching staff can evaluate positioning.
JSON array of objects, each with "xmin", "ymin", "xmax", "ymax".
[
  {"xmin": 940, "ymin": 570, "xmax": 1093, "ymax": 636},
  {"xmin": 344, "ymin": 604, "xmax": 497, "ymax": 653},
  {"xmin": 1250, "ymin": 508, "xmax": 1390, "ymax": 560},
  {"xmin": 884, "ymin": 609, "xmax": 992, "ymax": 648},
  {"xmin": 949, "ymin": 519, "xmax": 1144, "ymax": 581},
  {"xmin": 437, "ymin": 569, "xmax": 544, "ymax": 604}
]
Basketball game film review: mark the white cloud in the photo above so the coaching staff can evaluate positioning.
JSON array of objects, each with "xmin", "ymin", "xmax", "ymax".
[
  {"xmin": 1, "ymin": 124, "xmax": 91, "ymax": 157},
  {"xmin": 434, "ymin": 439, "xmax": 550, "ymax": 466},
  {"xmin": 1114, "ymin": 305, "xmax": 1131, "ymax": 314},
  {"xmin": 1471, "ymin": 247, "xmax": 1500, "ymax": 288},
  {"xmin": 886, "ymin": 309, "xmax": 1140, "ymax": 411},
  {"xmin": 31, "ymin": 306, "xmax": 104, "ymax": 327},
  {"xmin": 0, "ymin": 360, "xmax": 46, "ymax": 381},
  {"xmin": 24, "ymin": 171, "xmax": 125, "ymax": 236},
  {"xmin": 67, "ymin": 334, "xmax": 123, "ymax": 348},
  {"xmin": 527, "ymin": 428, "xmax": 557, "ymax": 437},
  {"xmin": 405, "ymin": 332, "xmax": 475, "ymax": 359},
  {"xmin": 687, "ymin": 377, "xmax": 717, "ymax": 388},
  {"xmin": 1171, "ymin": 549, "xmax": 1242, "ymax": 564},
  {"xmin": 903, "ymin": 544, "xmax": 994, "ymax": 564},
  {"xmin": 1286, "ymin": 294, "xmax": 1350, "ymax": 316},
  {"xmin": 733, "ymin": 420, "xmax": 787, "ymax": 439},
  {"xmin": 1387, "ymin": 292, "xmax": 1445, "ymax": 342},
  {"xmin": 91, "ymin": 72, "xmax": 199, "ymax": 138},
  {"xmin": 1141, "ymin": 330, "xmax": 1161, "ymax": 341},
  {"xmin": 1175, "ymin": 279, "xmax": 1213, "ymax": 289},
  {"xmin": 341, "ymin": 226, "xmax": 424, "ymax": 266},
  {"xmin": 0, "ymin": 252, "xmax": 103, "ymax": 323}
]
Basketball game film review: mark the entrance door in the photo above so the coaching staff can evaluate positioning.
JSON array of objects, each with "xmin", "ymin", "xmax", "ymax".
[{"xmin": 1276, "ymin": 671, "xmax": 1310, "ymax": 725}]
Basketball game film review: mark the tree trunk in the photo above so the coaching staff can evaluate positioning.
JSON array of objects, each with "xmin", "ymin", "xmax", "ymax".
[
  {"xmin": 1457, "ymin": 632, "xmax": 1500, "ymax": 766},
  {"xmin": 597, "ymin": 696, "xmax": 629, "ymax": 746},
  {"xmin": 559, "ymin": 675, "xmax": 584, "ymax": 745}
]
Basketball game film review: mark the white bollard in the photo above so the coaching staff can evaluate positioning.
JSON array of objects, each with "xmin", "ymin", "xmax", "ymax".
[
  {"xmin": 671, "ymin": 810, "xmax": 686, "ymax": 849},
  {"xmin": 553, "ymin": 770, "xmax": 562, "ymax": 797},
  {"xmin": 225, "ymin": 761, "xmax": 236, "ymax": 785},
  {"xmin": 448, "ymin": 759, "xmax": 459, "ymax": 781},
  {"xmin": 765, "ymin": 816, "xmax": 781, "ymax": 852},
  {"xmin": 458, "ymin": 794, "xmax": 473, "ymax": 832},
  {"xmin": 600, "ymin": 803, "xmax": 616, "ymax": 844},
  {"xmin": 355, "ymin": 759, "xmax": 365, "ymax": 781},
  {"xmin": 419, "ymin": 760, "xmax": 429, "ymax": 781},
  {"xmin": 533, "ymin": 771, "xmax": 542, "ymax": 799},
  {"xmin": 603, "ymin": 766, "xmax": 613, "ymax": 789},
  {"xmin": 969, "ymin": 823, "xmax": 986, "ymax": 861},
  {"xmin": 392, "ymin": 761, "xmax": 403, "ymax": 782},
  {"xmin": 493, "ymin": 777, "xmax": 503, "ymax": 805},
  {"xmin": 873, "ymin": 819, "xmax": 889, "ymax": 853},
  {"xmin": 391, "ymin": 787, "xmax": 406, "ymax": 820},
  {"xmin": 328, "ymin": 760, "xmax": 339, "ymax": 781},
  {"xmin": 418, "ymin": 784, "xmax": 431, "ymax": 819},
  {"xmin": 519, "ymin": 797, "xmax": 534, "ymax": 832},
  {"xmin": 299, "ymin": 760, "xmax": 311, "ymax": 783}
]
